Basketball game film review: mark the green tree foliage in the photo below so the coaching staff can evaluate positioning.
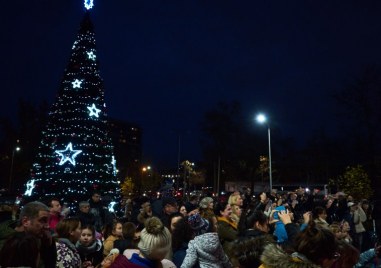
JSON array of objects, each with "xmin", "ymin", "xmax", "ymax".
[
  {"xmin": 120, "ymin": 177, "xmax": 134, "ymax": 197},
  {"xmin": 333, "ymin": 165, "xmax": 373, "ymax": 200}
]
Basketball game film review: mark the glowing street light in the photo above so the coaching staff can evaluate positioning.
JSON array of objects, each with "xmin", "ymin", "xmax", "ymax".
[
  {"xmin": 8, "ymin": 146, "xmax": 21, "ymax": 192},
  {"xmin": 142, "ymin": 166, "xmax": 151, "ymax": 172},
  {"xmin": 256, "ymin": 113, "xmax": 272, "ymax": 191}
]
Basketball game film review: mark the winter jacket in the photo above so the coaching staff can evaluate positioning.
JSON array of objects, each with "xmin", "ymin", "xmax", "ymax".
[
  {"xmin": 181, "ymin": 232, "xmax": 232, "ymax": 268},
  {"xmin": 217, "ymin": 216, "xmax": 237, "ymax": 254},
  {"xmin": 314, "ymin": 218, "xmax": 330, "ymax": 229},
  {"xmin": 0, "ymin": 220, "xmax": 16, "ymax": 250},
  {"xmin": 48, "ymin": 212, "xmax": 63, "ymax": 233},
  {"xmin": 123, "ymin": 249, "xmax": 176, "ymax": 268},
  {"xmin": 104, "ymin": 234, "xmax": 120, "ymax": 256},
  {"xmin": 353, "ymin": 207, "xmax": 367, "ymax": 233},
  {"xmin": 259, "ymin": 243, "xmax": 321, "ymax": 268},
  {"xmin": 76, "ymin": 238, "xmax": 104, "ymax": 267},
  {"xmin": 114, "ymin": 237, "xmax": 136, "ymax": 253},
  {"xmin": 56, "ymin": 238, "xmax": 82, "ymax": 268},
  {"xmin": 75, "ymin": 211, "xmax": 96, "ymax": 227},
  {"xmin": 0, "ymin": 220, "xmax": 57, "ymax": 268},
  {"xmin": 110, "ymin": 254, "xmax": 146, "ymax": 268},
  {"xmin": 354, "ymin": 248, "xmax": 378, "ymax": 268}
]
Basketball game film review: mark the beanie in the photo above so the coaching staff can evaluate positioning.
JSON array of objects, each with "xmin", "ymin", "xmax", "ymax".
[
  {"xmin": 187, "ymin": 213, "xmax": 209, "ymax": 236},
  {"xmin": 199, "ymin": 197, "xmax": 213, "ymax": 209},
  {"xmin": 138, "ymin": 217, "xmax": 171, "ymax": 260}
]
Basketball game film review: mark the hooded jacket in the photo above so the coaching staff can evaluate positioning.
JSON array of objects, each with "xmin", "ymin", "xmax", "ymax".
[
  {"xmin": 259, "ymin": 243, "xmax": 321, "ymax": 268},
  {"xmin": 181, "ymin": 232, "xmax": 232, "ymax": 268}
]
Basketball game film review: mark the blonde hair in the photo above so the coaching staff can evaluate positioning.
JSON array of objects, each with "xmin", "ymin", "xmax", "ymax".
[
  {"xmin": 138, "ymin": 217, "xmax": 171, "ymax": 260},
  {"xmin": 228, "ymin": 192, "xmax": 242, "ymax": 206}
]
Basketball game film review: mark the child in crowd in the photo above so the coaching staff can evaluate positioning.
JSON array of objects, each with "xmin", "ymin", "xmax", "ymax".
[
  {"xmin": 103, "ymin": 220, "xmax": 123, "ymax": 256},
  {"xmin": 76, "ymin": 224, "xmax": 104, "ymax": 268}
]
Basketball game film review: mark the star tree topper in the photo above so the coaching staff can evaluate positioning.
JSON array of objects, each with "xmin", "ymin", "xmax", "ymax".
[
  {"xmin": 84, "ymin": 0, "xmax": 94, "ymax": 10},
  {"xmin": 87, "ymin": 103, "xmax": 101, "ymax": 117},
  {"xmin": 55, "ymin": 142, "xmax": 82, "ymax": 166}
]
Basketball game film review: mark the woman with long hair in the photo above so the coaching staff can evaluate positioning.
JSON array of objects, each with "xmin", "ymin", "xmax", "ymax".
[{"xmin": 56, "ymin": 217, "xmax": 82, "ymax": 268}]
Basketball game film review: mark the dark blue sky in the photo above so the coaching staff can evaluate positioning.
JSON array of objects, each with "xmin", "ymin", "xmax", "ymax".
[{"xmin": 1, "ymin": 1, "xmax": 381, "ymax": 169}]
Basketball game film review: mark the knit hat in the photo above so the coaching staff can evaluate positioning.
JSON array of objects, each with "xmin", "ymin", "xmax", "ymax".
[
  {"xmin": 138, "ymin": 217, "xmax": 171, "ymax": 260},
  {"xmin": 187, "ymin": 213, "xmax": 210, "ymax": 235},
  {"xmin": 199, "ymin": 197, "xmax": 213, "ymax": 209}
]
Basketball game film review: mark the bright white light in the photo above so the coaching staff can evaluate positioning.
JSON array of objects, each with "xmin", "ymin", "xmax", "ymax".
[
  {"xmin": 72, "ymin": 79, "xmax": 82, "ymax": 89},
  {"xmin": 24, "ymin": 179, "xmax": 35, "ymax": 196},
  {"xmin": 55, "ymin": 143, "xmax": 82, "ymax": 166},
  {"xmin": 256, "ymin": 114, "xmax": 267, "ymax": 124},
  {"xmin": 108, "ymin": 201, "xmax": 117, "ymax": 212},
  {"xmin": 84, "ymin": 0, "xmax": 94, "ymax": 10},
  {"xmin": 87, "ymin": 51, "xmax": 96, "ymax": 61},
  {"xmin": 15, "ymin": 147, "xmax": 21, "ymax": 152},
  {"xmin": 87, "ymin": 103, "xmax": 101, "ymax": 118}
]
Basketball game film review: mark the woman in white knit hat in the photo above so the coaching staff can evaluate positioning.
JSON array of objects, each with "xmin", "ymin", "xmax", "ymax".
[{"xmin": 119, "ymin": 217, "xmax": 176, "ymax": 268}]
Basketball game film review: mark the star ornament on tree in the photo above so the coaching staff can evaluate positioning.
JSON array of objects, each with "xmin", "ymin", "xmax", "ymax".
[
  {"xmin": 72, "ymin": 79, "xmax": 83, "ymax": 89},
  {"xmin": 87, "ymin": 103, "xmax": 101, "ymax": 118},
  {"xmin": 55, "ymin": 143, "xmax": 82, "ymax": 166},
  {"xmin": 87, "ymin": 51, "xmax": 96, "ymax": 61},
  {"xmin": 24, "ymin": 179, "xmax": 36, "ymax": 196}
]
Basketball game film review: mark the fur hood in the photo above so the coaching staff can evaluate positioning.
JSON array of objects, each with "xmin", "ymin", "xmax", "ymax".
[{"xmin": 260, "ymin": 243, "xmax": 321, "ymax": 268}]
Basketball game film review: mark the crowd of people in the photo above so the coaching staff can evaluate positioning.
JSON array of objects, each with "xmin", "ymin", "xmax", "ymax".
[{"xmin": 0, "ymin": 187, "xmax": 380, "ymax": 268}]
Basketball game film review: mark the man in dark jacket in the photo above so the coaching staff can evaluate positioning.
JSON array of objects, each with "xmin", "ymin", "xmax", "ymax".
[
  {"xmin": 0, "ymin": 201, "xmax": 57, "ymax": 268},
  {"xmin": 89, "ymin": 191, "xmax": 105, "ymax": 232}
]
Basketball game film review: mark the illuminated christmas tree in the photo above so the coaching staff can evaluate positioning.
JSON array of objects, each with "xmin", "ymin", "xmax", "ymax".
[{"xmin": 23, "ymin": 2, "xmax": 120, "ymax": 210}]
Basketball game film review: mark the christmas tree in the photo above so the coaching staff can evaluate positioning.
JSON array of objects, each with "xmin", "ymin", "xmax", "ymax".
[{"xmin": 23, "ymin": 2, "xmax": 120, "ymax": 210}]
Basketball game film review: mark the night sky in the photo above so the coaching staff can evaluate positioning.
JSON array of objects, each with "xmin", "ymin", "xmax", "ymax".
[{"xmin": 1, "ymin": 1, "xmax": 381, "ymax": 169}]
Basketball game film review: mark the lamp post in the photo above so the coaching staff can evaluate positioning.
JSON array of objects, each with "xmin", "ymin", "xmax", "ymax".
[
  {"xmin": 256, "ymin": 114, "xmax": 272, "ymax": 192},
  {"xmin": 8, "ymin": 146, "xmax": 21, "ymax": 192}
]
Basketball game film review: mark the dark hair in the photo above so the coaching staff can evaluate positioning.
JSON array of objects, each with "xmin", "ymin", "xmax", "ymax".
[
  {"xmin": 231, "ymin": 235, "xmax": 275, "ymax": 268},
  {"xmin": 238, "ymin": 210, "xmax": 268, "ymax": 235},
  {"xmin": 335, "ymin": 240, "xmax": 360, "ymax": 268},
  {"xmin": 214, "ymin": 201, "xmax": 229, "ymax": 217},
  {"xmin": 312, "ymin": 206, "xmax": 326, "ymax": 220},
  {"xmin": 171, "ymin": 217, "xmax": 194, "ymax": 251},
  {"xmin": 81, "ymin": 224, "xmax": 96, "ymax": 236},
  {"xmin": 168, "ymin": 212, "xmax": 184, "ymax": 230},
  {"xmin": 92, "ymin": 190, "xmax": 101, "ymax": 196},
  {"xmin": 122, "ymin": 222, "xmax": 136, "ymax": 239},
  {"xmin": 103, "ymin": 220, "xmax": 122, "ymax": 240},
  {"xmin": 56, "ymin": 217, "xmax": 81, "ymax": 239},
  {"xmin": 46, "ymin": 197, "xmax": 60, "ymax": 208},
  {"xmin": 18, "ymin": 201, "xmax": 49, "ymax": 222},
  {"xmin": 0, "ymin": 234, "xmax": 39, "ymax": 268},
  {"xmin": 293, "ymin": 221, "xmax": 337, "ymax": 265}
]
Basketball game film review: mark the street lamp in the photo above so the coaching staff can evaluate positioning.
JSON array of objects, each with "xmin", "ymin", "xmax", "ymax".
[
  {"xmin": 142, "ymin": 166, "xmax": 151, "ymax": 172},
  {"xmin": 8, "ymin": 146, "xmax": 21, "ymax": 192},
  {"xmin": 256, "ymin": 113, "xmax": 272, "ymax": 192}
]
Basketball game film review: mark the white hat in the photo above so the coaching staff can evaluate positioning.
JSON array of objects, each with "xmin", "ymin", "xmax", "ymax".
[{"xmin": 347, "ymin": 202, "xmax": 355, "ymax": 207}]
